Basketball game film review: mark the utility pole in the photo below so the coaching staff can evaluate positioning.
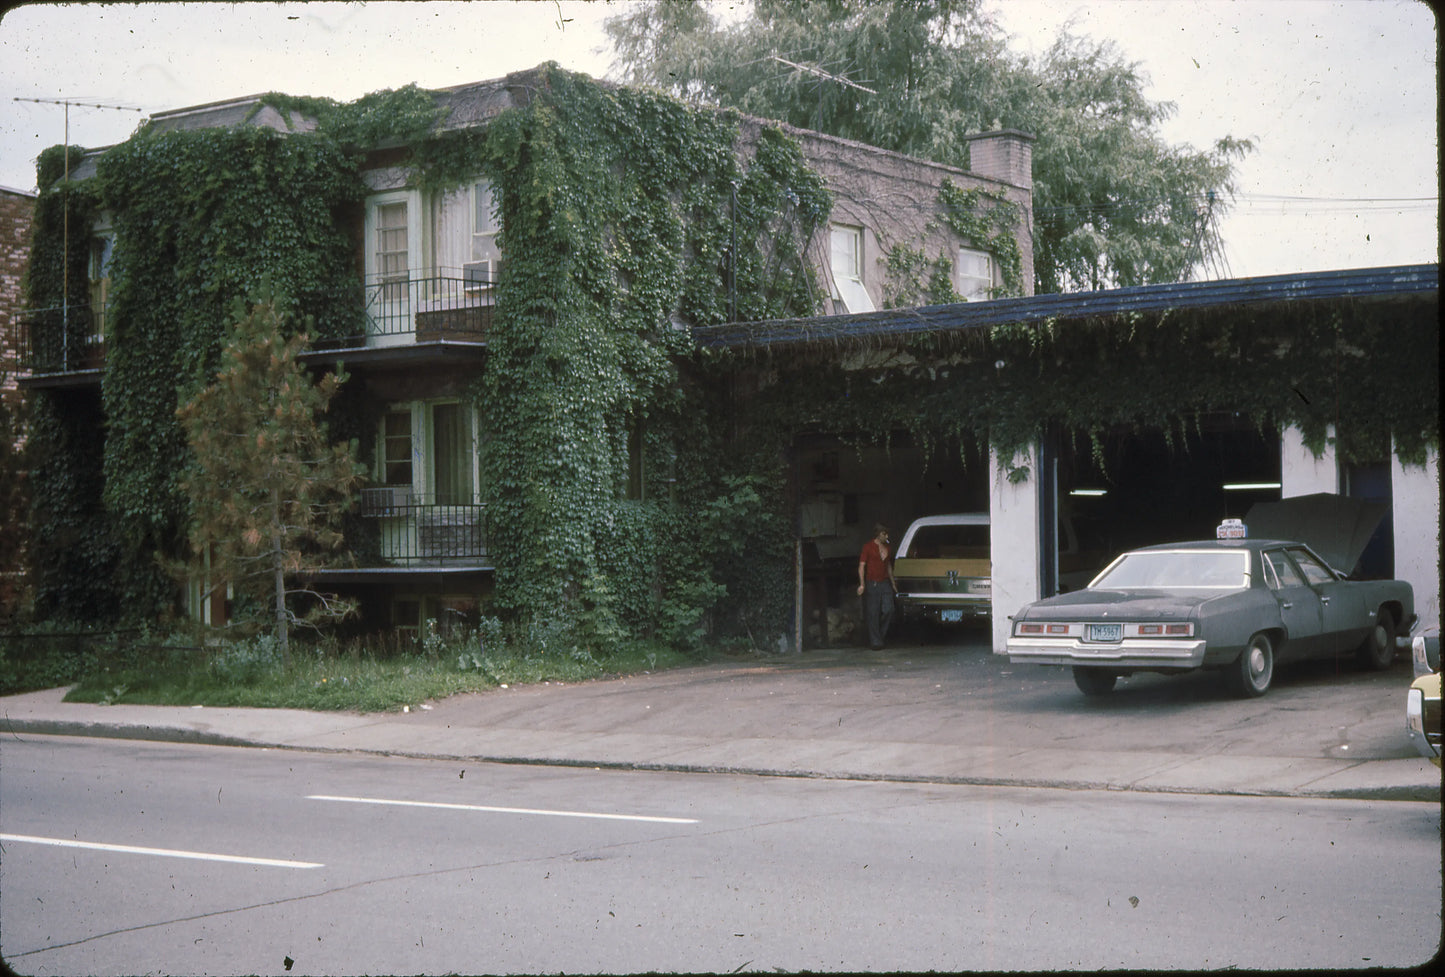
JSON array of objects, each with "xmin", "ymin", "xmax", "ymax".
[{"xmin": 13, "ymin": 97, "xmax": 142, "ymax": 367}]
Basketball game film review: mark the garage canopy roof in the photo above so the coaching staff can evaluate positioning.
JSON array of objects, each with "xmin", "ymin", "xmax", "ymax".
[{"xmin": 692, "ymin": 264, "xmax": 1438, "ymax": 352}]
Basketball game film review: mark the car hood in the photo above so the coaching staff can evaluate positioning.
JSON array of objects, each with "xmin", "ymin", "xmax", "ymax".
[
  {"xmin": 1245, "ymin": 493, "xmax": 1386, "ymax": 574},
  {"xmin": 1018, "ymin": 589, "xmax": 1212, "ymax": 621}
]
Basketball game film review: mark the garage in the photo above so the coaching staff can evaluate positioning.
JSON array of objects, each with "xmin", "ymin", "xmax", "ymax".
[
  {"xmin": 1041, "ymin": 414, "xmax": 1282, "ymax": 594},
  {"xmin": 697, "ymin": 264, "xmax": 1439, "ymax": 652}
]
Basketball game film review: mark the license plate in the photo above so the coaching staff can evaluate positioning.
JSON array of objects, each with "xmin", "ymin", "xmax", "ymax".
[
  {"xmin": 941, "ymin": 610, "xmax": 963, "ymax": 623},
  {"xmin": 1087, "ymin": 623, "xmax": 1123, "ymax": 642}
]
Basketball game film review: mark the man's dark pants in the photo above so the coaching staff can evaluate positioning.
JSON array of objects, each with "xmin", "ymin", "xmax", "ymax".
[{"xmin": 863, "ymin": 580, "xmax": 895, "ymax": 649}]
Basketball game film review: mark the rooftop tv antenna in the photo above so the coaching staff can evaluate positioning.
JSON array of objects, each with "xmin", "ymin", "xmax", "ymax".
[
  {"xmin": 768, "ymin": 55, "xmax": 876, "ymax": 130},
  {"xmin": 13, "ymin": 97, "xmax": 143, "ymax": 363}
]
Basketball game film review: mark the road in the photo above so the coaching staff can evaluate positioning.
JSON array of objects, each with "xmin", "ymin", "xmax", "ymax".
[{"xmin": 1, "ymin": 734, "xmax": 1438, "ymax": 975}]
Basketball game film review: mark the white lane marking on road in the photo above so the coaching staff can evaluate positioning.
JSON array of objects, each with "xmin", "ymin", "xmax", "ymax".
[
  {"xmin": 0, "ymin": 833, "xmax": 322, "ymax": 869},
  {"xmin": 306, "ymin": 794, "xmax": 699, "ymax": 824}
]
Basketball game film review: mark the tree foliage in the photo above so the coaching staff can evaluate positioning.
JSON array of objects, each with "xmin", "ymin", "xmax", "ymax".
[
  {"xmin": 174, "ymin": 297, "xmax": 364, "ymax": 658},
  {"xmin": 605, "ymin": 0, "xmax": 1253, "ymax": 292}
]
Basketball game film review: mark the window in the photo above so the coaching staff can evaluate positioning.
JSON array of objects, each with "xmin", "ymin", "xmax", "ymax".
[
  {"xmin": 1286, "ymin": 546, "xmax": 1337, "ymax": 585},
  {"xmin": 1263, "ymin": 549, "xmax": 1307, "ymax": 589},
  {"xmin": 382, "ymin": 410, "xmax": 413, "ymax": 486},
  {"xmin": 956, "ymin": 248, "xmax": 995, "ymax": 302},
  {"xmin": 430, "ymin": 402, "xmax": 475, "ymax": 505},
  {"xmin": 375, "ymin": 201, "xmax": 409, "ymax": 299},
  {"xmin": 829, "ymin": 224, "xmax": 874, "ymax": 313},
  {"xmin": 87, "ymin": 231, "xmax": 114, "ymax": 343},
  {"xmin": 465, "ymin": 181, "xmax": 502, "ymax": 289},
  {"xmin": 377, "ymin": 400, "xmax": 478, "ymax": 504}
]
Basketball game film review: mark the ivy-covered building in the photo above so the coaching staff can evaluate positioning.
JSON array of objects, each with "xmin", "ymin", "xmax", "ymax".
[{"xmin": 17, "ymin": 64, "xmax": 1036, "ymax": 645}]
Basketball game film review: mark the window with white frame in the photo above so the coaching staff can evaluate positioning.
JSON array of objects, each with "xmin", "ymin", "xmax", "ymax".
[
  {"xmin": 956, "ymin": 247, "xmax": 996, "ymax": 302},
  {"xmin": 365, "ymin": 190, "xmax": 421, "ymax": 302},
  {"xmin": 829, "ymin": 223, "xmax": 875, "ymax": 313},
  {"xmin": 376, "ymin": 400, "xmax": 479, "ymax": 505},
  {"xmin": 465, "ymin": 181, "xmax": 502, "ymax": 290}
]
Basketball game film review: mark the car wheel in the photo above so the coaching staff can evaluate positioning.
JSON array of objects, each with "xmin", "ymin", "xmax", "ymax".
[
  {"xmin": 1355, "ymin": 608, "xmax": 1396, "ymax": 671},
  {"xmin": 1073, "ymin": 667, "xmax": 1118, "ymax": 695},
  {"xmin": 1227, "ymin": 633, "xmax": 1274, "ymax": 698}
]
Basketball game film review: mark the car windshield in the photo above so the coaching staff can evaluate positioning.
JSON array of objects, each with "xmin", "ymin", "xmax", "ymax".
[
  {"xmin": 901, "ymin": 524, "xmax": 989, "ymax": 559},
  {"xmin": 1090, "ymin": 550, "xmax": 1249, "ymax": 591}
]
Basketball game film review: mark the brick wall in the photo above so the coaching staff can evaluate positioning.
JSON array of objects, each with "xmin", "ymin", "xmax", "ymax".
[{"xmin": 0, "ymin": 186, "xmax": 35, "ymax": 399}]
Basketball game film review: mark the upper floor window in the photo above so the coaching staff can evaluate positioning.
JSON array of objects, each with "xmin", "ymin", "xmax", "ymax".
[
  {"xmin": 87, "ymin": 225, "xmax": 114, "ymax": 342},
  {"xmin": 466, "ymin": 181, "xmax": 502, "ymax": 290},
  {"xmin": 830, "ymin": 224, "xmax": 875, "ymax": 313},
  {"xmin": 365, "ymin": 190, "xmax": 420, "ymax": 304},
  {"xmin": 956, "ymin": 248, "xmax": 996, "ymax": 302}
]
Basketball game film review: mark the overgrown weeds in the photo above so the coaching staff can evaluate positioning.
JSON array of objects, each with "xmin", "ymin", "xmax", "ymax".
[{"xmin": 1, "ymin": 620, "xmax": 705, "ymax": 712}]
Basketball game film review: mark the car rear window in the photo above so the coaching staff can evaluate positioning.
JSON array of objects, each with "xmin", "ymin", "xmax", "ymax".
[
  {"xmin": 1092, "ymin": 550, "xmax": 1248, "ymax": 590},
  {"xmin": 902, "ymin": 524, "xmax": 989, "ymax": 559}
]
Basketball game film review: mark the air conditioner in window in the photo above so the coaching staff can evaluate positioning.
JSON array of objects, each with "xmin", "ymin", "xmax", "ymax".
[
  {"xmin": 463, "ymin": 260, "xmax": 497, "ymax": 292},
  {"xmin": 360, "ymin": 486, "xmax": 412, "ymax": 516}
]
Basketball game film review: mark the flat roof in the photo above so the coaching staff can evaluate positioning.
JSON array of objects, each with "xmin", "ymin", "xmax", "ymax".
[{"xmin": 692, "ymin": 264, "xmax": 1439, "ymax": 351}]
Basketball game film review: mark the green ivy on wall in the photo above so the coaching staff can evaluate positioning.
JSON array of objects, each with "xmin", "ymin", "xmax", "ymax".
[
  {"xmin": 471, "ymin": 68, "xmax": 829, "ymax": 645},
  {"xmin": 708, "ymin": 292, "xmax": 1440, "ymax": 496},
  {"xmin": 25, "ymin": 65, "xmax": 830, "ymax": 644}
]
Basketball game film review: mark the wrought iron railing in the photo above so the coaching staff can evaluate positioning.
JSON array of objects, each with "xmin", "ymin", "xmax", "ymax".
[
  {"xmin": 357, "ymin": 489, "xmax": 489, "ymax": 566},
  {"xmin": 18, "ymin": 304, "xmax": 107, "ymax": 374},
  {"xmin": 20, "ymin": 277, "xmax": 494, "ymax": 374},
  {"xmin": 313, "ymin": 276, "xmax": 495, "ymax": 349}
]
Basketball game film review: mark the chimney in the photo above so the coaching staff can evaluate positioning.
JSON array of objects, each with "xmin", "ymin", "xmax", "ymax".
[{"xmin": 964, "ymin": 129, "xmax": 1034, "ymax": 190}]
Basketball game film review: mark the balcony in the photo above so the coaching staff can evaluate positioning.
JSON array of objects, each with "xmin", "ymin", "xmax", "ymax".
[
  {"xmin": 312, "ymin": 275, "xmax": 495, "ymax": 351},
  {"xmin": 19, "ymin": 277, "xmax": 494, "ymax": 381},
  {"xmin": 17, "ymin": 304, "xmax": 107, "ymax": 383},
  {"xmin": 357, "ymin": 489, "xmax": 489, "ymax": 568}
]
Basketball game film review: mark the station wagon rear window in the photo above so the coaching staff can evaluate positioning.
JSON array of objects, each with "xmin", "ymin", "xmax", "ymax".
[
  {"xmin": 1091, "ymin": 550, "xmax": 1249, "ymax": 591},
  {"xmin": 901, "ymin": 524, "xmax": 989, "ymax": 559}
]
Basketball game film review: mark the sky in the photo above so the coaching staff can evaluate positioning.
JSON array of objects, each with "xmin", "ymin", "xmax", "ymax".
[{"xmin": 0, "ymin": 0, "xmax": 1436, "ymax": 281}]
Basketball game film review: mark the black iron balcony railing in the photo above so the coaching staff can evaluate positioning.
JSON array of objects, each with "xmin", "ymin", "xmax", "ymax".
[
  {"xmin": 357, "ymin": 489, "xmax": 489, "ymax": 567},
  {"xmin": 18, "ymin": 304, "xmax": 107, "ymax": 374},
  {"xmin": 20, "ymin": 277, "xmax": 494, "ymax": 375},
  {"xmin": 313, "ymin": 276, "xmax": 495, "ymax": 350}
]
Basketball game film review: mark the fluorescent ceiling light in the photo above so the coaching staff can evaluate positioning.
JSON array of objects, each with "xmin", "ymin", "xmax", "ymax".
[
  {"xmin": 1223, "ymin": 482, "xmax": 1282, "ymax": 491},
  {"xmin": 1069, "ymin": 488, "xmax": 1107, "ymax": 497}
]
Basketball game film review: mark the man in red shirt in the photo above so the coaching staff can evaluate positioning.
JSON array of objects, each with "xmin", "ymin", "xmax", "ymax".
[{"xmin": 857, "ymin": 523, "xmax": 898, "ymax": 649}]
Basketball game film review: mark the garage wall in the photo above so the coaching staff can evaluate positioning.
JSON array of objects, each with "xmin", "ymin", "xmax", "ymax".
[
  {"xmin": 1280, "ymin": 425, "xmax": 1339, "ymax": 496},
  {"xmin": 989, "ymin": 443, "xmax": 1041, "ymax": 653},
  {"xmin": 1392, "ymin": 445, "xmax": 1440, "ymax": 629}
]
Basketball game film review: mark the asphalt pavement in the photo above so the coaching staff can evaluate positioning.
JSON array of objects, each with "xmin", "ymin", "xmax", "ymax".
[{"xmin": 1, "ymin": 633, "xmax": 1439, "ymax": 802}]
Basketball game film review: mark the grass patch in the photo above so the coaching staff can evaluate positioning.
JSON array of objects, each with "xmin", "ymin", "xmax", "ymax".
[{"xmin": 56, "ymin": 630, "xmax": 708, "ymax": 712}]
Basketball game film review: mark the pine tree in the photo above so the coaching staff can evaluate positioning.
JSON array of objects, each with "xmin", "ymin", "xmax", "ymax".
[{"xmin": 175, "ymin": 297, "xmax": 364, "ymax": 660}]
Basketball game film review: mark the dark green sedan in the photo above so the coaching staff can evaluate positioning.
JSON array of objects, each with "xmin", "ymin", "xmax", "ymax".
[{"xmin": 1006, "ymin": 533, "xmax": 1415, "ymax": 698}]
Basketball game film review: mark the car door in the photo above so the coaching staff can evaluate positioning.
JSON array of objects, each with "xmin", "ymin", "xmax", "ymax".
[
  {"xmin": 1262, "ymin": 548, "xmax": 1325, "ymax": 659},
  {"xmin": 1286, "ymin": 545, "xmax": 1360, "ymax": 653}
]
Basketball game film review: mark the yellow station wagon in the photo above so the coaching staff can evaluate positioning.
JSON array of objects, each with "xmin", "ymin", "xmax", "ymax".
[{"xmin": 893, "ymin": 513, "xmax": 991, "ymax": 625}]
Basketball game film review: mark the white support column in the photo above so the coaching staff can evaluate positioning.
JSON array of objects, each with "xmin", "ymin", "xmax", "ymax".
[
  {"xmin": 1280, "ymin": 424, "xmax": 1337, "ymax": 498},
  {"xmin": 989, "ymin": 443, "xmax": 1041, "ymax": 653},
  {"xmin": 1392, "ymin": 443, "xmax": 1440, "ymax": 629}
]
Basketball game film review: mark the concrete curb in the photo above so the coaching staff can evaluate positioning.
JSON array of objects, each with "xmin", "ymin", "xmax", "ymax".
[{"xmin": 3, "ymin": 716, "xmax": 1437, "ymax": 803}]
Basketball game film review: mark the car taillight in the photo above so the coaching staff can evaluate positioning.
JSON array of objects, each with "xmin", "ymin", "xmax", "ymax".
[
  {"xmin": 1129, "ymin": 623, "xmax": 1195, "ymax": 637},
  {"xmin": 1018, "ymin": 623, "xmax": 1045, "ymax": 634}
]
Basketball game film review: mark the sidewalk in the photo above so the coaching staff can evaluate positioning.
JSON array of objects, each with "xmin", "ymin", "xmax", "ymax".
[{"xmin": 1, "ymin": 642, "xmax": 1438, "ymax": 801}]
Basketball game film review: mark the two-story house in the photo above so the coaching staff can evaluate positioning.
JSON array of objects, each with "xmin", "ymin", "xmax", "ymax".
[{"xmin": 19, "ymin": 65, "xmax": 1034, "ymax": 643}]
